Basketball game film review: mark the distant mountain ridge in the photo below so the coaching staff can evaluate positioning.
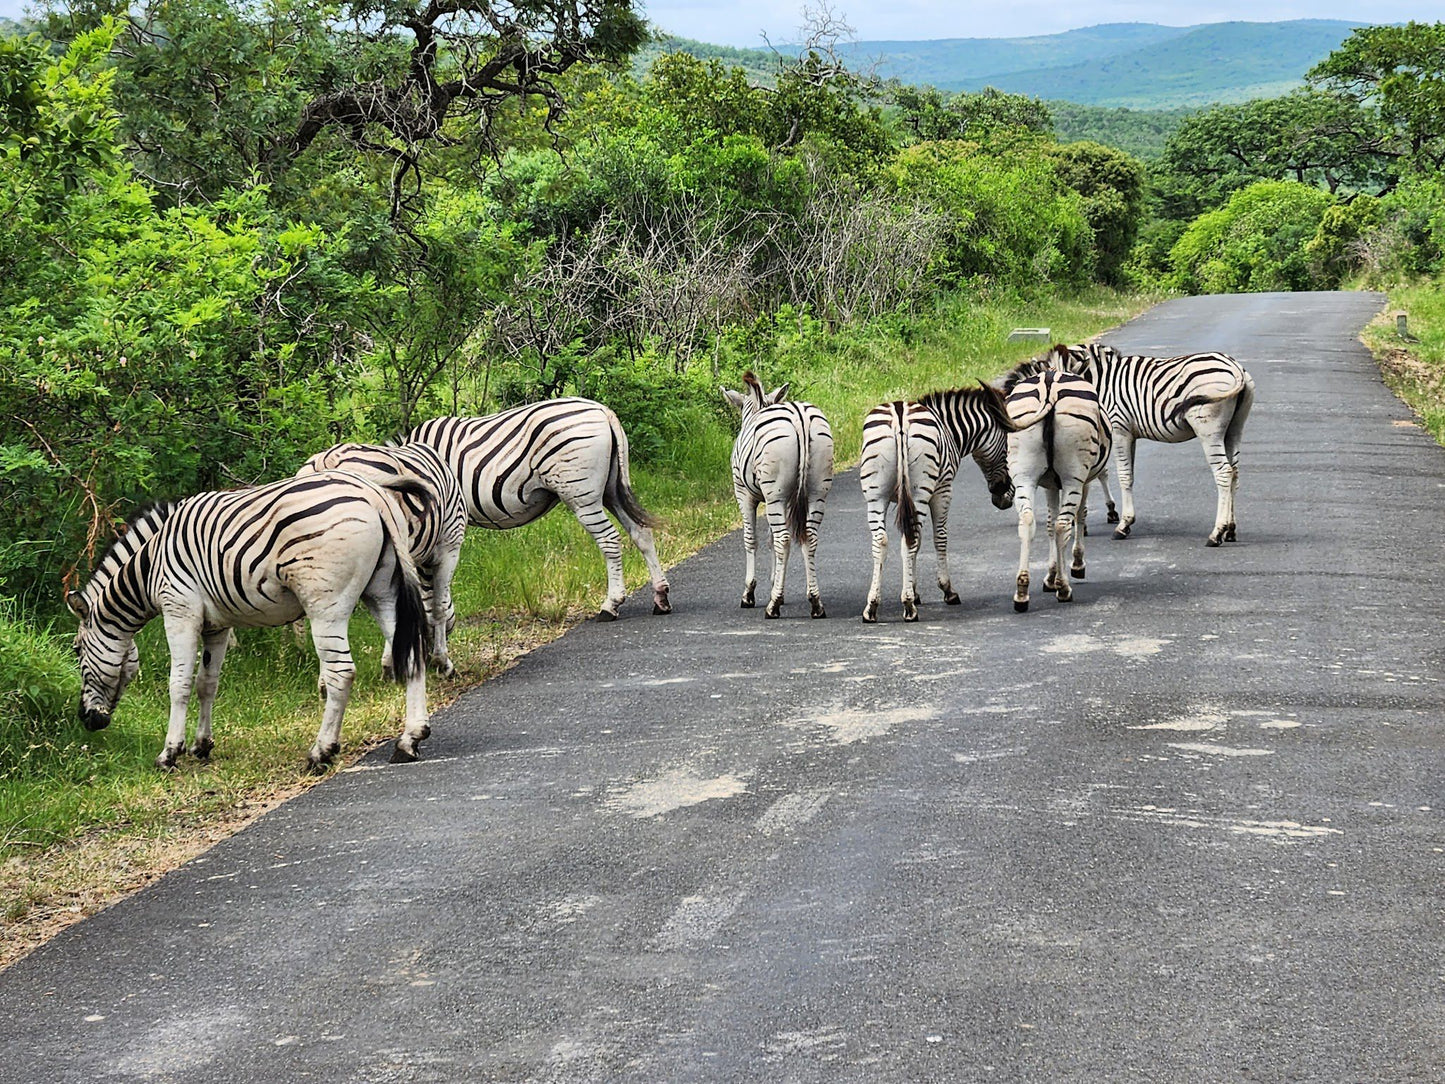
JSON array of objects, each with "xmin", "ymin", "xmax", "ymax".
[{"xmin": 644, "ymin": 19, "xmax": 1363, "ymax": 110}]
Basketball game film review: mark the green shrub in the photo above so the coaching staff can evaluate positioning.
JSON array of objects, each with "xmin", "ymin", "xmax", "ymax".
[{"xmin": 1169, "ymin": 180, "xmax": 1334, "ymax": 293}]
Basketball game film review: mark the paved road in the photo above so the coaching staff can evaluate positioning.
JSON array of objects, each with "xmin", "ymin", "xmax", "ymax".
[{"xmin": 5, "ymin": 291, "xmax": 1443, "ymax": 1083}]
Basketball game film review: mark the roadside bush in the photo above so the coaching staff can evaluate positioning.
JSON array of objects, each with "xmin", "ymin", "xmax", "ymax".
[
  {"xmin": 1306, "ymin": 196, "xmax": 1386, "ymax": 288},
  {"xmin": 1168, "ymin": 180, "xmax": 1333, "ymax": 294}
]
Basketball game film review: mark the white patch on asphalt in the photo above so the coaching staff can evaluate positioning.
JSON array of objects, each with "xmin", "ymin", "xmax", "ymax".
[
  {"xmin": 1122, "ymin": 805, "xmax": 1340, "ymax": 840},
  {"xmin": 1128, "ymin": 709, "xmax": 1228, "ymax": 733},
  {"xmin": 1167, "ymin": 742, "xmax": 1273, "ymax": 757},
  {"xmin": 954, "ymin": 747, "xmax": 1027, "ymax": 764},
  {"xmin": 1112, "ymin": 636, "xmax": 1171, "ymax": 658},
  {"xmin": 756, "ymin": 791, "xmax": 831, "ymax": 835},
  {"xmin": 113, "ymin": 1007, "xmax": 249, "ymax": 1075},
  {"xmin": 606, "ymin": 768, "xmax": 748, "ymax": 818},
  {"xmin": 1040, "ymin": 633, "xmax": 1104, "ymax": 654},
  {"xmin": 653, "ymin": 892, "xmax": 744, "ymax": 950},
  {"xmin": 763, "ymin": 1027, "xmax": 848, "ymax": 1060},
  {"xmin": 805, "ymin": 705, "xmax": 935, "ymax": 744},
  {"xmin": 544, "ymin": 894, "xmax": 601, "ymax": 925}
]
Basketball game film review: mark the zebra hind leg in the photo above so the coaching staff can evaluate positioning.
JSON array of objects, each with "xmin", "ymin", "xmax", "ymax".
[
  {"xmin": 189, "ymin": 628, "xmax": 232, "ymax": 761},
  {"xmin": 764, "ymin": 522, "xmax": 789, "ymax": 619}
]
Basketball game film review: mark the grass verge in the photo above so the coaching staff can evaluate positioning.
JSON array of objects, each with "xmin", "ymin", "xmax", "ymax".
[
  {"xmin": 0, "ymin": 285, "xmax": 1157, "ymax": 968},
  {"xmin": 1362, "ymin": 280, "xmax": 1445, "ymax": 443}
]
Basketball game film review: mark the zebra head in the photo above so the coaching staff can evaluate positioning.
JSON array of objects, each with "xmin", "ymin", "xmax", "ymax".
[
  {"xmin": 66, "ymin": 590, "xmax": 141, "ymax": 731},
  {"xmin": 976, "ymin": 382, "xmax": 1017, "ymax": 510},
  {"xmin": 721, "ymin": 372, "xmax": 789, "ymax": 418}
]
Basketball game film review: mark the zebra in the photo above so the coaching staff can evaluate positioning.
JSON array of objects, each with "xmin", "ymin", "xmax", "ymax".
[
  {"xmin": 1004, "ymin": 352, "xmax": 1112, "ymax": 611},
  {"xmin": 409, "ymin": 400, "xmax": 671, "ymax": 621},
  {"xmin": 298, "ymin": 442, "xmax": 465, "ymax": 678},
  {"xmin": 858, "ymin": 383, "xmax": 1015, "ymax": 623},
  {"xmin": 1055, "ymin": 342, "xmax": 1256, "ymax": 546},
  {"xmin": 720, "ymin": 372, "xmax": 835, "ymax": 619},
  {"xmin": 66, "ymin": 472, "xmax": 433, "ymax": 772}
]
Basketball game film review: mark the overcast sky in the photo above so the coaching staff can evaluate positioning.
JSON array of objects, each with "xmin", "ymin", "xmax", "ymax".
[
  {"xmin": 641, "ymin": 1, "xmax": 1428, "ymax": 45},
  {"xmin": 0, "ymin": 1, "xmax": 1433, "ymax": 42}
]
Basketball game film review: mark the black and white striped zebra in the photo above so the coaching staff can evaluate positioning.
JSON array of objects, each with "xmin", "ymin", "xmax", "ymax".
[
  {"xmin": 409, "ymin": 399, "xmax": 671, "ymax": 621},
  {"xmin": 66, "ymin": 472, "xmax": 433, "ymax": 771},
  {"xmin": 1056, "ymin": 342, "xmax": 1256, "ymax": 546},
  {"xmin": 858, "ymin": 383, "xmax": 1015, "ymax": 623},
  {"xmin": 298, "ymin": 442, "xmax": 465, "ymax": 677},
  {"xmin": 720, "ymin": 372, "xmax": 835, "ymax": 619},
  {"xmin": 1004, "ymin": 352, "xmax": 1112, "ymax": 611}
]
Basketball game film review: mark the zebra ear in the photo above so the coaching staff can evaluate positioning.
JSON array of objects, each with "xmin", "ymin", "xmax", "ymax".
[
  {"xmin": 767, "ymin": 383, "xmax": 790, "ymax": 405},
  {"xmin": 720, "ymin": 386, "xmax": 747, "ymax": 410},
  {"xmin": 66, "ymin": 590, "xmax": 89, "ymax": 620}
]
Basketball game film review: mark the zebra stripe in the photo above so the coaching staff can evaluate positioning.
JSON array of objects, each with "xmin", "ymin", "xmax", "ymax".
[
  {"xmin": 1004, "ymin": 355, "xmax": 1112, "ymax": 611},
  {"xmin": 858, "ymin": 383, "xmax": 1015, "ymax": 623},
  {"xmin": 67, "ymin": 472, "xmax": 433, "ymax": 771},
  {"xmin": 721, "ymin": 373, "xmax": 835, "ymax": 619},
  {"xmin": 1055, "ymin": 342, "xmax": 1255, "ymax": 546},
  {"xmin": 408, "ymin": 399, "xmax": 671, "ymax": 620},
  {"xmin": 298, "ymin": 442, "xmax": 466, "ymax": 677}
]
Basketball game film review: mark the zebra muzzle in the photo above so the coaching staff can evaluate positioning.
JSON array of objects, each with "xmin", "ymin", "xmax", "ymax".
[{"xmin": 79, "ymin": 705, "xmax": 111, "ymax": 731}]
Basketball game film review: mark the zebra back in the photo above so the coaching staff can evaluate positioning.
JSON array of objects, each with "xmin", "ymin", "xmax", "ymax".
[
  {"xmin": 297, "ymin": 441, "xmax": 466, "ymax": 567},
  {"xmin": 1060, "ymin": 342, "xmax": 1250, "ymax": 439}
]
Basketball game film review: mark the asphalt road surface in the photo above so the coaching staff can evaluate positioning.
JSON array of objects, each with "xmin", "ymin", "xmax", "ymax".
[{"xmin": 4, "ymin": 291, "xmax": 1443, "ymax": 1083}]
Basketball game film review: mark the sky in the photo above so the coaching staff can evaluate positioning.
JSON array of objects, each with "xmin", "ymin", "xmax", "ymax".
[
  {"xmin": 637, "ymin": 1, "xmax": 1433, "ymax": 46},
  {"xmin": 0, "ymin": 0, "xmax": 1435, "ymax": 41}
]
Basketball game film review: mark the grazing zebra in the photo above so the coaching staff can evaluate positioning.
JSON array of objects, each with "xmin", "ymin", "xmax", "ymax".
[
  {"xmin": 1004, "ymin": 352, "xmax": 1112, "ymax": 611},
  {"xmin": 409, "ymin": 400, "xmax": 671, "ymax": 621},
  {"xmin": 1056, "ymin": 342, "xmax": 1255, "ymax": 546},
  {"xmin": 721, "ymin": 373, "xmax": 835, "ymax": 619},
  {"xmin": 858, "ymin": 383, "xmax": 1015, "ymax": 623},
  {"xmin": 66, "ymin": 472, "xmax": 433, "ymax": 771},
  {"xmin": 298, "ymin": 442, "xmax": 465, "ymax": 677}
]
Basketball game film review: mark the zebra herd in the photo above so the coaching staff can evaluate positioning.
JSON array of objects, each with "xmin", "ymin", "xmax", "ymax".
[{"xmin": 67, "ymin": 340, "xmax": 1254, "ymax": 771}]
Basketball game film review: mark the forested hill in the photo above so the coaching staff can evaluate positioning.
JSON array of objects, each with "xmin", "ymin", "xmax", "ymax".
[{"xmin": 643, "ymin": 20, "xmax": 1359, "ymax": 110}]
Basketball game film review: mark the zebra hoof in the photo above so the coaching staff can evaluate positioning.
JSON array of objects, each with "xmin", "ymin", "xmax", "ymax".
[
  {"xmin": 1044, "ymin": 575, "xmax": 1060, "ymax": 592},
  {"xmin": 862, "ymin": 602, "xmax": 878, "ymax": 623},
  {"xmin": 809, "ymin": 595, "xmax": 826, "ymax": 619},
  {"xmin": 943, "ymin": 591, "xmax": 961, "ymax": 605},
  {"xmin": 305, "ymin": 753, "xmax": 330, "ymax": 775},
  {"xmin": 1113, "ymin": 527, "xmax": 1131, "ymax": 540},
  {"xmin": 1013, "ymin": 599, "xmax": 1029, "ymax": 613},
  {"xmin": 595, "ymin": 609, "xmax": 618, "ymax": 622},
  {"xmin": 1224, "ymin": 525, "xmax": 1237, "ymax": 542},
  {"xmin": 155, "ymin": 749, "xmax": 181, "ymax": 772},
  {"xmin": 189, "ymin": 737, "xmax": 214, "ymax": 761},
  {"xmin": 653, "ymin": 588, "xmax": 672, "ymax": 615},
  {"xmin": 390, "ymin": 743, "xmax": 418, "ymax": 764},
  {"xmin": 740, "ymin": 598, "xmax": 755, "ymax": 609},
  {"xmin": 1057, "ymin": 592, "xmax": 1073, "ymax": 603},
  {"xmin": 764, "ymin": 602, "xmax": 782, "ymax": 619},
  {"xmin": 433, "ymin": 658, "xmax": 456, "ymax": 679},
  {"xmin": 1106, "ymin": 507, "xmax": 1120, "ymax": 524},
  {"xmin": 902, "ymin": 606, "xmax": 919, "ymax": 623},
  {"xmin": 1072, "ymin": 565, "xmax": 1086, "ymax": 580},
  {"xmin": 652, "ymin": 602, "xmax": 671, "ymax": 615},
  {"xmin": 1205, "ymin": 535, "xmax": 1223, "ymax": 548}
]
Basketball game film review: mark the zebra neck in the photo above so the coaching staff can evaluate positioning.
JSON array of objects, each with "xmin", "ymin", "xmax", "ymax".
[{"xmin": 92, "ymin": 545, "xmax": 161, "ymax": 637}]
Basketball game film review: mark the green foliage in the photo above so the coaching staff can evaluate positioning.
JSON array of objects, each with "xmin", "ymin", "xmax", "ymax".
[
  {"xmin": 891, "ymin": 84, "xmax": 1052, "ymax": 143},
  {"xmin": 888, "ymin": 140, "xmax": 1093, "ymax": 287},
  {"xmin": 1154, "ymin": 91, "xmax": 1391, "ymax": 221},
  {"xmin": 1309, "ymin": 22, "xmax": 1445, "ymax": 173},
  {"xmin": 1051, "ymin": 141, "xmax": 1145, "ymax": 285},
  {"xmin": 1365, "ymin": 174, "xmax": 1445, "ymax": 280},
  {"xmin": 0, "ymin": 603, "xmax": 78, "ymax": 737},
  {"xmin": 1168, "ymin": 180, "xmax": 1334, "ymax": 294},
  {"xmin": 1048, "ymin": 101, "xmax": 1194, "ymax": 160},
  {"xmin": 1305, "ymin": 196, "xmax": 1386, "ymax": 287}
]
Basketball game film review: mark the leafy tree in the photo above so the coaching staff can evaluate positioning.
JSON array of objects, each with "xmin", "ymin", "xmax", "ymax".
[
  {"xmin": 1168, "ymin": 180, "xmax": 1333, "ymax": 294},
  {"xmin": 1309, "ymin": 21, "xmax": 1445, "ymax": 174},
  {"xmin": 891, "ymin": 84, "xmax": 1052, "ymax": 144},
  {"xmin": 888, "ymin": 140, "xmax": 1092, "ymax": 287},
  {"xmin": 1154, "ymin": 91, "xmax": 1391, "ymax": 220},
  {"xmin": 1304, "ymin": 196, "xmax": 1385, "ymax": 287},
  {"xmin": 1051, "ymin": 141, "xmax": 1145, "ymax": 285}
]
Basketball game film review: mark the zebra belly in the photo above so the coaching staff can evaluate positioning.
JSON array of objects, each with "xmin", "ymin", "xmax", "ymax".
[{"xmin": 467, "ymin": 490, "xmax": 560, "ymax": 530}]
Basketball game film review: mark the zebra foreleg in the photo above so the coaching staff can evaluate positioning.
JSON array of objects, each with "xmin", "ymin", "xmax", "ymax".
[
  {"xmin": 307, "ymin": 617, "xmax": 356, "ymax": 772},
  {"xmin": 157, "ymin": 614, "xmax": 202, "ymax": 770},
  {"xmin": 1097, "ymin": 465, "xmax": 1119, "ymax": 524},
  {"xmin": 421, "ymin": 564, "xmax": 457, "ymax": 679},
  {"xmin": 189, "ymin": 628, "xmax": 232, "ymax": 761},
  {"xmin": 363, "ymin": 594, "xmax": 398, "ymax": 681},
  {"xmin": 928, "ymin": 489, "xmax": 960, "ymax": 605},
  {"xmin": 1043, "ymin": 492, "xmax": 1062, "ymax": 592},
  {"xmin": 1072, "ymin": 482, "xmax": 1090, "ymax": 581}
]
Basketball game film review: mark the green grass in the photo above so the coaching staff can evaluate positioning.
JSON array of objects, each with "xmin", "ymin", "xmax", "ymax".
[
  {"xmin": 1363, "ymin": 280, "xmax": 1445, "ymax": 444},
  {"xmin": 0, "ymin": 285, "xmax": 1155, "ymax": 959}
]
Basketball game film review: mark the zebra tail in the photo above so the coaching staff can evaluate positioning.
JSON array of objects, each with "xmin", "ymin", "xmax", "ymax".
[
  {"xmin": 375, "ymin": 488, "xmax": 428, "ymax": 684},
  {"xmin": 788, "ymin": 423, "xmax": 810, "ymax": 546},
  {"xmin": 892, "ymin": 403, "xmax": 920, "ymax": 549},
  {"xmin": 603, "ymin": 411, "xmax": 656, "ymax": 529}
]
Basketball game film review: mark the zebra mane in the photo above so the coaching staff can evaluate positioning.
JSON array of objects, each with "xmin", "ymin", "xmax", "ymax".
[{"xmin": 81, "ymin": 503, "xmax": 177, "ymax": 600}]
